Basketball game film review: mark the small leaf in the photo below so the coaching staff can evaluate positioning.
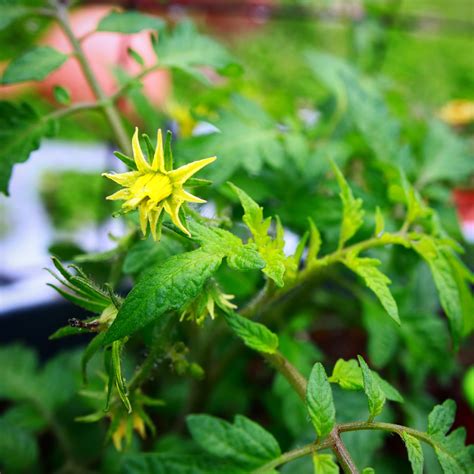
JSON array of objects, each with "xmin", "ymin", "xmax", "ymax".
[
  {"xmin": 313, "ymin": 452, "xmax": 339, "ymax": 474},
  {"xmin": 344, "ymin": 256, "xmax": 400, "ymax": 324},
  {"xmin": 329, "ymin": 358, "xmax": 363, "ymax": 390},
  {"xmin": 331, "ymin": 161, "xmax": 365, "ymax": 248},
  {"xmin": 53, "ymin": 85, "xmax": 71, "ymax": 105},
  {"xmin": 428, "ymin": 399, "xmax": 456, "ymax": 437},
  {"xmin": 127, "ymin": 47, "xmax": 145, "ymax": 66},
  {"xmin": 357, "ymin": 356, "xmax": 386, "ymax": 420},
  {"xmin": 306, "ymin": 363, "xmax": 336, "ymax": 438},
  {"xmin": 111, "ymin": 340, "xmax": 131, "ymax": 413},
  {"xmin": 401, "ymin": 432, "xmax": 423, "ymax": 474},
  {"xmin": 97, "ymin": 11, "xmax": 165, "ymax": 33},
  {"xmin": 307, "ymin": 217, "xmax": 322, "ymax": 264},
  {"xmin": 223, "ymin": 311, "xmax": 279, "ymax": 354},
  {"xmin": 374, "ymin": 207, "xmax": 384, "ymax": 237},
  {"xmin": 2, "ymin": 46, "xmax": 68, "ymax": 84}
]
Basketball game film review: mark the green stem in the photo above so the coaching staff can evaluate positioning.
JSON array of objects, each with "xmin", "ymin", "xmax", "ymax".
[
  {"xmin": 252, "ymin": 438, "xmax": 333, "ymax": 474},
  {"xmin": 54, "ymin": 4, "xmax": 131, "ymax": 155},
  {"xmin": 263, "ymin": 351, "xmax": 307, "ymax": 401}
]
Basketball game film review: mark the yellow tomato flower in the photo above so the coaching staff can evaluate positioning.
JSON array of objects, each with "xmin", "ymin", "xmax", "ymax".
[
  {"xmin": 103, "ymin": 128, "xmax": 216, "ymax": 239},
  {"xmin": 438, "ymin": 100, "xmax": 474, "ymax": 126},
  {"xmin": 111, "ymin": 412, "xmax": 146, "ymax": 451}
]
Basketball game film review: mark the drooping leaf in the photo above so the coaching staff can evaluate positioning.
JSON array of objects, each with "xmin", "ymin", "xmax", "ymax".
[
  {"xmin": 0, "ymin": 101, "xmax": 55, "ymax": 195},
  {"xmin": 306, "ymin": 363, "xmax": 336, "ymax": 438},
  {"xmin": 2, "ymin": 46, "xmax": 68, "ymax": 84},
  {"xmin": 344, "ymin": 255, "xmax": 400, "ymax": 324},
  {"xmin": 401, "ymin": 432, "xmax": 423, "ymax": 474},
  {"xmin": 104, "ymin": 249, "xmax": 222, "ymax": 343},
  {"xmin": 357, "ymin": 356, "xmax": 386, "ymax": 420},
  {"xmin": 312, "ymin": 452, "xmax": 339, "ymax": 474},
  {"xmin": 223, "ymin": 311, "xmax": 279, "ymax": 354},
  {"xmin": 332, "ymin": 162, "xmax": 365, "ymax": 248},
  {"xmin": 186, "ymin": 414, "xmax": 280, "ymax": 470},
  {"xmin": 97, "ymin": 10, "xmax": 165, "ymax": 33}
]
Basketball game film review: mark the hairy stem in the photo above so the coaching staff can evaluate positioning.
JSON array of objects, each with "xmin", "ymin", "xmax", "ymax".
[
  {"xmin": 54, "ymin": 4, "xmax": 131, "ymax": 155},
  {"xmin": 330, "ymin": 428, "xmax": 359, "ymax": 473}
]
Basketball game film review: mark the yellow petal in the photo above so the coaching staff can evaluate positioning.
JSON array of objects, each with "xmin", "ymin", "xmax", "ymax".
[
  {"xmin": 123, "ymin": 195, "xmax": 144, "ymax": 210},
  {"xmin": 106, "ymin": 189, "xmax": 131, "ymax": 201},
  {"xmin": 168, "ymin": 156, "xmax": 216, "ymax": 185},
  {"xmin": 206, "ymin": 296, "xmax": 215, "ymax": 320},
  {"xmin": 132, "ymin": 127, "xmax": 151, "ymax": 172},
  {"xmin": 174, "ymin": 188, "xmax": 206, "ymax": 204},
  {"xmin": 133, "ymin": 414, "xmax": 146, "ymax": 439},
  {"xmin": 151, "ymin": 129, "xmax": 165, "ymax": 172},
  {"xmin": 139, "ymin": 204, "xmax": 148, "ymax": 236},
  {"xmin": 164, "ymin": 198, "xmax": 190, "ymax": 236},
  {"xmin": 102, "ymin": 171, "xmax": 139, "ymax": 187},
  {"xmin": 149, "ymin": 205, "xmax": 163, "ymax": 241}
]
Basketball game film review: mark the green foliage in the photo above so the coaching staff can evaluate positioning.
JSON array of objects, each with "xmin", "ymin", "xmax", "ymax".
[
  {"xmin": 224, "ymin": 311, "xmax": 279, "ymax": 354},
  {"xmin": 97, "ymin": 10, "xmax": 165, "ymax": 34},
  {"xmin": 357, "ymin": 356, "xmax": 386, "ymax": 420},
  {"xmin": 312, "ymin": 453, "xmax": 339, "ymax": 474},
  {"xmin": 0, "ymin": 101, "xmax": 54, "ymax": 195},
  {"xmin": 186, "ymin": 414, "xmax": 281, "ymax": 471},
  {"xmin": 306, "ymin": 363, "xmax": 336, "ymax": 438},
  {"xmin": 401, "ymin": 432, "xmax": 423, "ymax": 474},
  {"xmin": 1, "ymin": 46, "xmax": 68, "ymax": 84}
]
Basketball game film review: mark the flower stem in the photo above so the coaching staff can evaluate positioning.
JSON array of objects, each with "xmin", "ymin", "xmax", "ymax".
[{"xmin": 54, "ymin": 3, "xmax": 131, "ymax": 155}]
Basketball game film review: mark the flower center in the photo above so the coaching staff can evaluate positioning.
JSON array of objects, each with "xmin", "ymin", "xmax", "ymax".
[{"xmin": 131, "ymin": 172, "xmax": 172, "ymax": 203}]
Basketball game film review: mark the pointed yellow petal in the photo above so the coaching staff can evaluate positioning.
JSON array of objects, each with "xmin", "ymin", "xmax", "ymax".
[
  {"xmin": 151, "ymin": 129, "xmax": 165, "ymax": 172},
  {"xmin": 102, "ymin": 171, "xmax": 139, "ymax": 187},
  {"xmin": 168, "ymin": 156, "xmax": 216, "ymax": 184},
  {"xmin": 174, "ymin": 188, "xmax": 206, "ymax": 204},
  {"xmin": 139, "ymin": 204, "xmax": 148, "ymax": 236},
  {"xmin": 123, "ymin": 195, "xmax": 144, "ymax": 210},
  {"xmin": 106, "ymin": 189, "xmax": 131, "ymax": 201},
  {"xmin": 132, "ymin": 127, "xmax": 151, "ymax": 172},
  {"xmin": 164, "ymin": 198, "xmax": 190, "ymax": 236},
  {"xmin": 149, "ymin": 205, "xmax": 163, "ymax": 241}
]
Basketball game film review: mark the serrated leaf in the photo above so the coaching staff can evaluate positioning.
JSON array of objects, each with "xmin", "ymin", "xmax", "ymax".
[
  {"xmin": 357, "ymin": 356, "xmax": 386, "ymax": 420},
  {"xmin": 188, "ymin": 220, "xmax": 264, "ymax": 272},
  {"xmin": 401, "ymin": 432, "xmax": 423, "ymax": 474},
  {"xmin": 223, "ymin": 311, "xmax": 278, "ymax": 354},
  {"xmin": 344, "ymin": 256, "xmax": 400, "ymax": 324},
  {"xmin": 104, "ymin": 249, "xmax": 222, "ymax": 344},
  {"xmin": 0, "ymin": 101, "xmax": 55, "ymax": 195},
  {"xmin": 428, "ymin": 399, "xmax": 456, "ymax": 437},
  {"xmin": 433, "ymin": 427, "xmax": 474, "ymax": 473},
  {"xmin": 186, "ymin": 414, "xmax": 280, "ymax": 470},
  {"xmin": 332, "ymin": 162, "xmax": 365, "ymax": 248},
  {"xmin": 2, "ymin": 46, "xmax": 68, "ymax": 84},
  {"xmin": 229, "ymin": 183, "xmax": 288, "ymax": 286},
  {"xmin": 306, "ymin": 363, "xmax": 336, "ymax": 438},
  {"xmin": 154, "ymin": 20, "xmax": 234, "ymax": 82},
  {"xmin": 412, "ymin": 236, "xmax": 464, "ymax": 343},
  {"xmin": 313, "ymin": 453, "xmax": 339, "ymax": 474},
  {"xmin": 97, "ymin": 10, "xmax": 165, "ymax": 33},
  {"xmin": 0, "ymin": 418, "xmax": 38, "ymax": 472}
]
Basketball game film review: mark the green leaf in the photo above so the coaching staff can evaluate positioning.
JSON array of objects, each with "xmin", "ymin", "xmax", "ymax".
[
  {"xmin": 104, "ymin": 249, "xmax": 222, "ymax": 344},
  {"xmin": 357, "ymin": 356, "xmax": 386, "ymax": 420},
  {"xmin": 179, "ymin": 96, "xmax": 283, "ymax": 183},
  {"xmin": 122, "ymin": 453, "xmax": 241, "ymax": 474},
  {"xmin": 307, "ymin": 217, "xmax": 322, "ymax": 264},
  {"xmin": 329, "ymin": 358, "xmax": 363, "ymax": 390},
  {"xmin": 374, "ymin": 207, "xmax": 385, "ymax": 237},
  {"xmin": 223, "ymin": 311, "xmax": 279, "ymax": 354},
  {"xmin": 154, "ymin": 21, "xmax": 234, "ymax": 81},
  {"xmin": 401, "ymin": 432, "xmax": 423, "ymax": 474},
  {"xmin": 111, "ymin": 340, "xmax": 131, "ymax": 413},
  {"xmin": 188, "ymin": 221, "xmax": 264, "ymax": 272},
  {"xmin": 0, "ymin": 101, "xmax": 54, "ymax": 195},
  {"xmin": 433, "ymin": 427, "xmax": 474, "ymax": 473},
  {"xmin": 229, "ymin": 183, "xmax": 288, "ymax": 287},
  {"xmin": 0, "ymin": 418, "xmax": 38, "ymax": 473},
  {"xmin": 313, "ymin": 452, "xmax": 339, "ymax": 474},
  {"xmin": 186, "ymin": 414, "xmax": 280, "ymax": 470},
  {"xmin": 344, "ymin": 256, "xmax": 400, "ymax": 324},
  {"xmin": 412, "ymin": 236, "xmax": 464, "ymax": 343},
  {"xmin": 2, "ymin": 46, "xmax": 68, "ymax": 84},
  {"xmin": 0, "ymin": 1, "xmax": 32, "ymax": 30},
  {"xmin": 97, "ymin": 10, "xmax": 165, "ymax": 33},
  {"xmin": 332, "ymin": 161, "xmax": 365, "ymax": 248},
  {"xmin": 428, "ymin": 399, "xmax": 456, "ymax": 437},
  {"xmin": 53, "ymin": 85, "xmax": 71, "ymax": 105},
  {"xmin": 329, "ymin": 358, "xmax": 403, "ymax": 402},
  {"xmin": 306, "ymin": 363, "xmax": 336, "ymax": 438},
  {"xmin": 361, "ymin": 469, "xmax": 375, "ymax": 474}
]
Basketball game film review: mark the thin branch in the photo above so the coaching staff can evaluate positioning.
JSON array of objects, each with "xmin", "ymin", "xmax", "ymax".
[{"xmin": 330, "ymin": 428, "xmax": 359, "ymax": 473}]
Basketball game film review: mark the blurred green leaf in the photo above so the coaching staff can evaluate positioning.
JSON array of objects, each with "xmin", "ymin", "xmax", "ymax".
[{"xmin": 97, "ymin": 11, "xmax": 165, "ymax": 33}]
